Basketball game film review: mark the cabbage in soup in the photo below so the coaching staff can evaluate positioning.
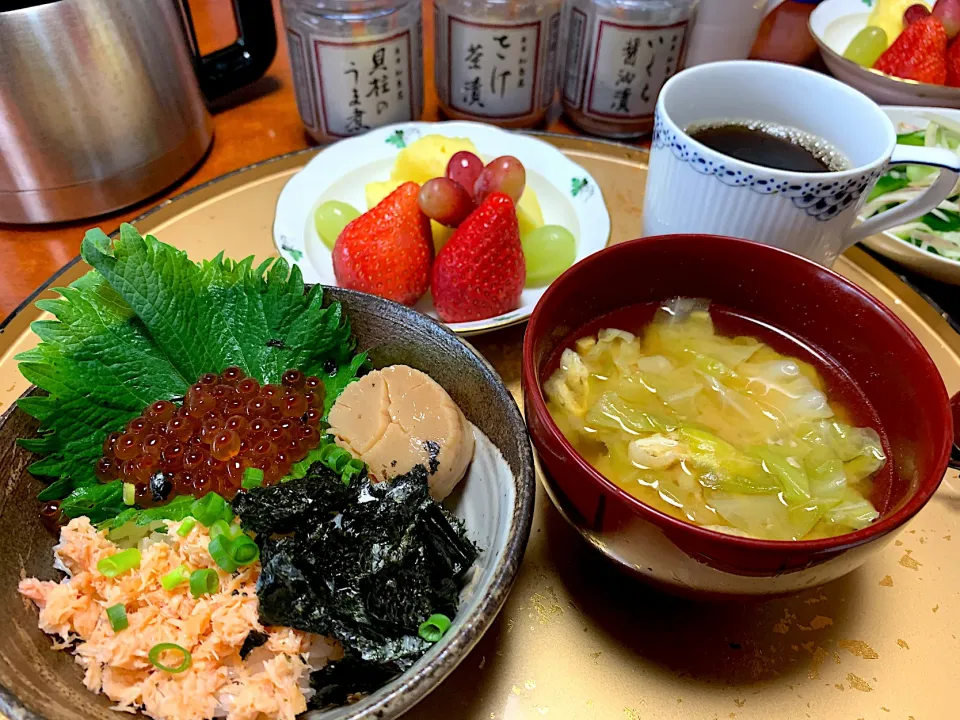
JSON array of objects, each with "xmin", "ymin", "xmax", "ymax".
[{"xmin": 544, "ymin": 299, "xmax": 886, "ymax": 541}]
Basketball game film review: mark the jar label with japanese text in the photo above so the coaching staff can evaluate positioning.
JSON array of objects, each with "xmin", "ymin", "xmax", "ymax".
[
  {"xmin": 436, "ymin": 10, "xmax": 561, "ymax": 119},
  {"xmin": 309, "ymin": 24, "xmax": 423, "ymax": 138},
  {"xmin": 567, "ymin": 17, "xmax": 688, "ymax": 123}
]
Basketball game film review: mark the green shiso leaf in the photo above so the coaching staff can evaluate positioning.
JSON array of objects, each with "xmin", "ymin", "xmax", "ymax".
[
  {"xmin": 17, "ymin": 224, "xmax": 366, "ymax": 498},
  {"xmin": 60, "ymin": 481, "xmax": 126, "ymax": 523},
  {"xmin": 98, "ymin": 495, "xmax": 197, "ymax": 531}
]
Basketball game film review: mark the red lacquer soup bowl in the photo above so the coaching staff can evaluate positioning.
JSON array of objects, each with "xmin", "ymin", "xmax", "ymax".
[{"xmin": 522, "ymin": 234, "xmax": 956, "ymax": 597}]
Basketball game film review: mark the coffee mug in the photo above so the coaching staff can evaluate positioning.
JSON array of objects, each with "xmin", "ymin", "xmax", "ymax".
[{"xmin": 643, "ymin": 60, "xmax": 960, "ymax": 266}]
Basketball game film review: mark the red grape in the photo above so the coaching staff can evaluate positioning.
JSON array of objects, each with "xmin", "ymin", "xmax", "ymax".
[
  {"xmin": 905, "ymin": 3, "xmax": 931, "ymax": 23},
  {"xmin": 446, "ymin": 151, "xmax": 484, "ymax": 197},
  {"xmin": 417, "ymin": 178, "xmax": 475, "ymax": 227},
  {"xmin": 934, "ymin": 0, "xmax": 960, "ymax": 38},
  {"xmin": 474, "ymin": 156, "xmax": 526, "ymax": 204}
]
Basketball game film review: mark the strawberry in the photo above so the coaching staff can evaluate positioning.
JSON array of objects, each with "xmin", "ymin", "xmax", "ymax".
[
  {"xmin": 873, "ymin": 16, "xmax": 948, "ymax": 85},
  {"xmin": 332, "ymin": 181, "xmax": 433, "ymax": 306},
  {"xmin": 947, "ymin": 37, "xmax": 960, "ymax": 85},
  {"xmin": 431, "ymin": 192, "xmax": 525, "ymax": 323}
]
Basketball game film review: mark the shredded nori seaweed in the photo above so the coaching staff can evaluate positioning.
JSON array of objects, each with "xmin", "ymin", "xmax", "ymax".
[
  {"xmin": 232, "ymin": 462, "xmax": 478, "ymax": 707},
  {"xmin": 239, "ymin": 630, "xmax": 269, "ymax": 659},
  {"xmin": 423, "ymin": 440, "xmax": 440, "ymax": 475}
]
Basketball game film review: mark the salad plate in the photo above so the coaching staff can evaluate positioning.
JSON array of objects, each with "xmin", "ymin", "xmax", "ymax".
[
  {"xmin": 273, "ymin": 121, "xmax": 611, "ymax": 336},
  {"xmin": 860, "ymin": 106, "xmax": 960, "ymax": 284}
]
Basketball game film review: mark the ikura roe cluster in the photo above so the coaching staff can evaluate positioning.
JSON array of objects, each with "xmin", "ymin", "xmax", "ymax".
[{"xmin": 97, "ymin": 367, "xmax": 325, "ymax": 502}]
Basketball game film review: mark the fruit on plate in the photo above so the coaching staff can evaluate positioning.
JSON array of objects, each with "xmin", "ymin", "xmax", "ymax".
[
  {"xmin": 367, "ymin": 178, "xmax": 455, "ymax": 250},
  {"xmin": 473, "ymin": 155, "xmax": 526, "ymax": 204},
  {"xmin": 418, "ymin": 177, "xmax": 475, "ymax": 227},
  {"xmin": 948, "ymin": 31, "xmax": 960, "ymax": 84},
  {"xmin": 868, "ymin": 0, "xmax": 930, "ymax": 43},
  {"xmin": 873, "ymin": 15, "xmax": 947, "ymax": 84},
  {"xmin": 843, "ymin": 26, "xmax": 889, "ymax": 67},
  {"xmin": 332, "ymin": 182, "xmax": 433, "ymax": 306},
  {"xmin": 934, "ymin": 0, "xmax": 960, "ymax": 38},
  {"xmin": 446, "ymin": 150, "xmax": 484, "ymax": 192},
  {"xmin": 431, "ymin": 193, "xmax": 525, "ymax": 323},
  {"xmin": 365, "ymin": 135, "xmax": 544, "ymax": 250},
  {"xmin": 314, "ymin": 200, "xmax": 360, "ymax": 250},
  {"xmin": 905, "ymin": 3, "xmax": 932, "ymax": 23},
  {"xmin": 521, "ymin": 225, "xmax": 577, "ymax": 288},
  {"xmin": 392, "ymin": 134, "xmax": 478, "ymax": 184}
]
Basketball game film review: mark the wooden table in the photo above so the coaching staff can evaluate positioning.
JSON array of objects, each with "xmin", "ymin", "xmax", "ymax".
[{"xmin": 0, "ymin": 0, "xmax": 588, "ymax": 322}]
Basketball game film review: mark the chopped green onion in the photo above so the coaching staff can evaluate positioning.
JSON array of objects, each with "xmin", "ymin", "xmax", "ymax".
[
  {"xmin": 229, "ymin": 535, "xmax": 260, "ymax": 566},
  {"xmin": 210, "ymin": 519, "xmax": 244, "ymax": 542},
  {"xmin": 318, "ymin": 442, "xmax": 337, "ymax": 461},
  {"xmin": 209, "ymin": 519, "xmax": 232, "ymax": 539},
  {"xmin": 242, "ymin": 467, "xmax": 264, "ymax": 489},
  {"xmin": 148, "ymin": 643, "xmax": 192, "ymax": 673},
  {"xmin": 418, "ymin": 613, "xmax": 452, "ymax": 643},
  {"xmin": 122, "ymin": 483, "xmax": 136, "ymax": 506},
  {"xmin": 208, "ymin": 535, "xmax": 238, "ymax": 573},
  {"xmin": 97, "ymin": 548, "xmax": 141, "ymax": 578},
  {"xmin": 342, "ymin": 458, "xmax": 366, "ymax": 485},
  {"xmin": 161, "ymin": 564, "xmax": 190, "ymax": 591},
  {"xmin": 176, "ymin": 517, "xmax": 197, "ymax": 537},
  {"xmin": 106, "ymin": 603, "xmax": 128, "ymax": 632},
  {"xmin": 190, "ymin": 492, "xmax": 226, "ymax": 527},
  {"xmin": 189, "ymin": 568, "xmax": 219, "ymax": 597},
  {"xmin": 287, "ymin": 458, "xmax": 312, "ymax": 480}
]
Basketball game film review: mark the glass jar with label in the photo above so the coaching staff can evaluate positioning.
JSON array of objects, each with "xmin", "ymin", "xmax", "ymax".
[
  {"xmin": 560, "ymin": 0, "xmax": 698, "ymax": 138},
  {"xmin": 434, "ymin": 0, "xmax": 564, "ymax": 128},
  {"xmin": 280, "ymin": 0, "xmax": 424, "ymax": 143}
]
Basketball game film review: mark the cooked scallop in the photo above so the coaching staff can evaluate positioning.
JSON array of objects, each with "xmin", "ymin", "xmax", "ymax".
[{"xmin": 327, "ymin": 365, "xmax": 474, "ymax": 499}]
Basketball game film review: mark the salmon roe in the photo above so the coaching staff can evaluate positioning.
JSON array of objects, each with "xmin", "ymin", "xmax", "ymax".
[{"xmin": 97, "ymin": 367, "xmax": 325, "ymax": 502}]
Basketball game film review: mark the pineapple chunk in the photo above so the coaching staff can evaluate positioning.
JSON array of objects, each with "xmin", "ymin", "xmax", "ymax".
[
  {"xmin": 867, "ymin": 0, "xmax": 930, "ymax": 45},
  {"xmin": 432, "ymin": 223, "xmax": 455, "ymax": 252},
  {"xmin": 517, "ymin": 189, "xmax": 543, "ymax": 239},
  {"xmin": 391, "ymin": 136, "xmax": 480, "ymax": 185},
  {"xmin": 365, "ymin": 178, "xmax": 405, "ymax": 209}
]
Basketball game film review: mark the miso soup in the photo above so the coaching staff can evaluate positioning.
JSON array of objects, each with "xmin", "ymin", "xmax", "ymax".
[{"xmin": 544, "ymin": 299, "xmax": 887, "ymax": 541}]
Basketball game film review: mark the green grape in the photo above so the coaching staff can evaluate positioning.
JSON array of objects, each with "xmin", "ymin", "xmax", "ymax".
[
  {"xmin": 314, "ymin": 200, "xmax": 360, "ymax": 250},
  {"xmin": 521, "ymin": 225, "xmax": 577, "ymax": 288},
  {"xmin": 842, "ymin": 26, "xmax": 888, "ymax": 68}
]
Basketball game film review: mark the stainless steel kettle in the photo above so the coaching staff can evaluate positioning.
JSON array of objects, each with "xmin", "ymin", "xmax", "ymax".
[{"xmin": 0, "ymin": 0, "xmax": 277, "ymax": 224}]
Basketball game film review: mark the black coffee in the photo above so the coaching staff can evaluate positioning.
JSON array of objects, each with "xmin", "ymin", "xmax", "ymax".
[{"xmin": 687, "ymin": 121, "xmax": 849, "ymax": 173}]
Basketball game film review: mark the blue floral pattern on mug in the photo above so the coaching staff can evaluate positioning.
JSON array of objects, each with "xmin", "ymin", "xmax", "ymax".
[{"xmin": 652, "ymin": 111, "xmax": 883, "ymax": 222}]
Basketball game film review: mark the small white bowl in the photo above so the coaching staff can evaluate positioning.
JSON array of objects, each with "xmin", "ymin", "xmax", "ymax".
[
  {"xmin": 810, "ymin": 0, "xmax": 960, "ymax": 108},
  {"xmin": 859, "ymin": 106, "xmax": 960, "ymax": 284},
  {"xmin": 273, "ymin": 121, "xmax": 611, "ymax": 336}
]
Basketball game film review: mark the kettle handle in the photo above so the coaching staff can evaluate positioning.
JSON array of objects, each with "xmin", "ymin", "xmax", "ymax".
[{"xmin": 180, "ymin": 0, "xmax": 278, "ymax": 101}]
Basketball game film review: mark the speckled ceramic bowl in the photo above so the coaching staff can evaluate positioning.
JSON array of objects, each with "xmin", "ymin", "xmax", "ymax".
[{"xmin": 0, "ymin": 287, "xmax": 535, "ymax": 720}]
